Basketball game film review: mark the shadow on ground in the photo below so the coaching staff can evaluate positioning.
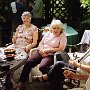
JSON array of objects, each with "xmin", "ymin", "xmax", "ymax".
[{"xmin": 24, "ymin": 81, "xmax": 68, "ymax": 90}]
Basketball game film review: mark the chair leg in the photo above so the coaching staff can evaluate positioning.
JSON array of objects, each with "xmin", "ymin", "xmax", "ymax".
[{"xmin": 69, "ymin": 47, "xmax": 72, "ymax": 53}]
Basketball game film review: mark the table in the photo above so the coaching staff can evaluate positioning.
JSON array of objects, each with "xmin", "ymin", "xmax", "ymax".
[
  {"xmin": 65, "ymin": 26, "xmax": 79, "ymax": 52},
  {"xmin": 65, "ymin": 26, "xmax": 78, "ymax": 45},
  {"xmin": 79, "ymin": 30, "xmax": 90, "ymax": 45},
  {"xmin": 0, "ymin": 48, "xmax": 28, "ymax": 90}
]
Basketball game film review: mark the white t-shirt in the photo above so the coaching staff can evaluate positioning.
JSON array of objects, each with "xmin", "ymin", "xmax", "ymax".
[{"xmin": 11, "ymin": 2, "xmax": 17, "ymax": 13}]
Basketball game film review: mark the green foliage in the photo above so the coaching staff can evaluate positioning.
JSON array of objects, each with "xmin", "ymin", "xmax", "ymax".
[
  {"xmin": 0, "ymin": 15, "xmax": 6, "ymax": 22},
  {"xmin": 0, "ymin": 0, "xmax": 9, "ymax": 26},
  {"xmin": 79, "ymin": 0, "xmax": 90, "ymax": 30},
  {"xmin": 80, "ymin": 0, "xmax": 90, "ymax": 7}
]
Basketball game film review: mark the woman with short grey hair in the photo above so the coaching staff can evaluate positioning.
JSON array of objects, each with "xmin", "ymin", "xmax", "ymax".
[{"xmin": 12, "ymin": 11, "xmax": 38, "ymax": 52}]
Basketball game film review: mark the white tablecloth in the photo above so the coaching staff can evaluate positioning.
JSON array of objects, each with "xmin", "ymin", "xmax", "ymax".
[{"xmin": 80, "ymin": 30, "xmax": 90, "ymax": 45}]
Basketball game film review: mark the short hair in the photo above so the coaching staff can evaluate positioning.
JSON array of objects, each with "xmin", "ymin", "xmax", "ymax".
[
  {"xmin": 21, "ymin": 11, "xmax": 31, "ymax": 20},
  {"xmin": 50, "ymin": 19, "xmax": 64, "ymax": 32}
]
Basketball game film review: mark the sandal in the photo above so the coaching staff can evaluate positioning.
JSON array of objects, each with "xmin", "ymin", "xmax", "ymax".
[
  {"xmin": 16, "ymin": 82, "xmax": 25, "ymax": 90},
  {"xmin": 32, "ymin": 75, "xmax": 48, "ymax": 82},
  {"xmin": 32, "ymin": 76, "xmax": 42, "ymax": 82}
]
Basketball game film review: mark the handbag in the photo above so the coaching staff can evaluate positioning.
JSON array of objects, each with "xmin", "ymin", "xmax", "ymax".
[{"xmin": 55, "ymin": 51, "xmax": 70, "ymax": 63}]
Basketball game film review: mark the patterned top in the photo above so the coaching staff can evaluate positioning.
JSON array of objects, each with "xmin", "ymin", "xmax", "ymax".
[
  {"xmin": 38, "ymin": 31, "xmax": 67, "ymax": 55},
  {"xmin": 14, "ymin": 24, "xmax": 38, "ymax": 48}
]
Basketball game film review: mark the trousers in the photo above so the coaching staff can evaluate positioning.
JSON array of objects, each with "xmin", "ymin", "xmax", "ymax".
[
  {"xmin": 47, "ymin": 61, "xmax": 74, "ymax": 90},
  {"xmin": 19, "ymin": 50, "xmax": 54, "ymax": 82}
]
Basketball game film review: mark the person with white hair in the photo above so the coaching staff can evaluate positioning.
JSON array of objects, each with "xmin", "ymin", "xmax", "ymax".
[
  {"xmin": 12, "ymin": 11, "xmax": 38, "ymax": 52},
  {"xmin": 16, "ymin": 19, "xmax": 67, "ymax": 89}
]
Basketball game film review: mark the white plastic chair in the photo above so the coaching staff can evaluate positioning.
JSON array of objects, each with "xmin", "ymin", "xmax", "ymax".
[
  {"xmin": 29, "ymin": 48, "xmax": 42, "ymax": 82},
  {"xmin": 28, "ymin": 48, "xmax": 70, "ymax": 82}
]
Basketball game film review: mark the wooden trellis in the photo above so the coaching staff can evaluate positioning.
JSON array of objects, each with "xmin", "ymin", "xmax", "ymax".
[
  {"xmin": 44, "ymin": 0, "xmax": 82, "ymax": 28},
  {"xmin": 44, "ymin": 0, "xmax": 67, "ymax": 24}
]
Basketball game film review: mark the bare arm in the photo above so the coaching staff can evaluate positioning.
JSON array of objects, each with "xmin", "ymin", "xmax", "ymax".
[
  {"xmin": 25, "ymin": 31, "xmax": 38, "ymax": 52},
  {"xmin": 69, "ymin": 60, "xmax": 90, "ymax": 73},
  {"xmin": 64, "ymin": 70, "xmax": 89, "ymax": 80}
]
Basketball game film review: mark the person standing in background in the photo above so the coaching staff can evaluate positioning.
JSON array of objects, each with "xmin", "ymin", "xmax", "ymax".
[
  {"xmin": 29, "ymin": 0, "xmax": 44, "ymax": 28},
  {"xmin": 10, "ymin": 0, "xmax": 28, "ymax": 39}
]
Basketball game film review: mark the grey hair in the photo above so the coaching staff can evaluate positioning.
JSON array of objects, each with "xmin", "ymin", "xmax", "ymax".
[
  {"xmin": 50, "ymin": 19, "xmax": 64, "ymax": 32},
  {"xmin": 21, "ymin": 11, "xmax": 31, "ymax": 20}
]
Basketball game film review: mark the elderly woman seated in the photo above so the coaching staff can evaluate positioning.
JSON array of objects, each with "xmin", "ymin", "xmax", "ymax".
[
  {"xmin": 9, "ymin": 11, "xmax": 38, "ymax": 53},
  {"xmin": 7, "ymin": 11, "xmax": 39, "ymax": 88},
  {"xmin": 16, "ymin": 19, "xmax": 67, "ymax": 89}
]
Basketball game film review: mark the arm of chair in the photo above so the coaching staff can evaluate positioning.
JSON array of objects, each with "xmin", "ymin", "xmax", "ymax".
[
  {"xmin": 28, "ymin": 48, "xmax": 42, "ymax": 82},
  {"xmin": 54, "ymin": 52, "xmax": 60, "ymax": 64},
  {"xmin": 5, "ymin": 43, "xmax": 12, "ymax": 47},
  {"xmin": 29, "ymin": 48, "xmax": 38, "ymax": 57}
]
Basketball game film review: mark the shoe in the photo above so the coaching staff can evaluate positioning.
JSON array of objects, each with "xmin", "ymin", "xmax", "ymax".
[
  {"xmin": 16, "ymin": 82, "xmax": 25, "ymax": 90},
  {"xmin": 32, "ymin": 75, "xmax": 48, "ymax": 82},
  {"xmin": 64, "ymin": 79, "xmax": 79, "ymax": 89},
  {"xmin": 32, "ymin": 76, "xmax": 41, "ymax": 82}
]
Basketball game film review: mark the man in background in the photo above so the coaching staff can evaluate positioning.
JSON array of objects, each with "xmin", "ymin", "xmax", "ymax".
[
  {"xmin": 29, "ymin": 0, "xmax": 44, "ymax": 28},
  {"xmin": 10, "ymin": 0, "xmax": 28, "ymax": 38}
]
